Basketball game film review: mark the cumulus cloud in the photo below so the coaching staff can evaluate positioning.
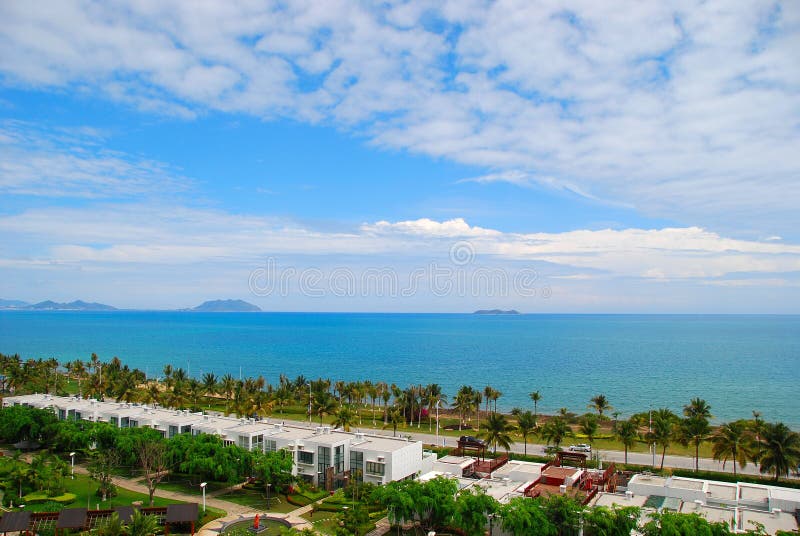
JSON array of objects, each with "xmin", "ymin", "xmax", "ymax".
[{"xmin": 0, "ymin": 1, "xmax": 798, "ymax": 233}]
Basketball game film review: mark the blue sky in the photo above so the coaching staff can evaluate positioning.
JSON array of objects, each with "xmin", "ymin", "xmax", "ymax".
[{"xmin": 1, "ymin": 1, "xmax": 799, "ymax": 312}]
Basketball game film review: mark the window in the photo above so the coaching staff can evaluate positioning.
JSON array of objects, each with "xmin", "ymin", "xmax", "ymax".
[
  {"xmin": 181, "ymin": 425, "xmax": 192, "ymax": 434},
  {"xmin": 298, "ymin": 451, "xmax": 314, "ymax": 465},
  {"xmin": 121, "ymin": 417, "xmax": 130, "ymax": 428},
  {"xmin": 365, "ymin": 461, "xmax": 385, "ymax": 476},
  {"xmin": 168, "ymin": 425, "xmax": 179, "ymax": 438},
  {"xmin": 334, "ymin": 445, "xmax": 345, "ymax": 474},
  {"xmin": 318, "ymin": 447, "xmax": 331, "ymax": 487},
  {"xmin": 238, "ymin": 435, "xmax": 249, "ymax": 449},
  {"xmin": 58, "ymin": 409, "xmax": 66, "ymax": 420},
  {"xmin": 129, "ymin": 419, "xmax": 138, "ymax": 428},
  {"xmin": 350, "ymin": 451, "xmax": 363, "ymax": 481},
  {"xmin": 265, "ymin": 439, "xmax": 277, "ymax": 453}
]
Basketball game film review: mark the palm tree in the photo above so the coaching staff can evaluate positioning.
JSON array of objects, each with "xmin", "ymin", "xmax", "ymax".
[
  {"xmin": 332, "ymin": 405, "xmax": 358, "ymax": 432},
  {"xmin": 711, "ymin": 421, "xmax": 752, "ymax": 476},
  {"xmin": 680, "ymin": 415, "xmax": 711, "ymax": 472},
  {"xmin": 313, "ymin": 393, "xmax": 337, "ymax": 425},
  {"xmin": 684, "ymin": 398, "xmax": 712, "ymax": 419},
  {"xmin": 480, "ymin": 413, "xmax": 516, "ymax": 453},
  {"xmin": 647, "ymin": 408, "xmax": 677, "ymax": 470},
  {"xmin": 516, "ymin": 411, "xmax": 537, "ymax": 456},
  {"xmin": 757, "ymin": 422, "xmax": 800, "ymax": 482},
  {"xmin": 385, "ymin": 407, "xmax": 404, "ymax": 437},
  {"xmin": 483, "ymin": 385, "xmax": 493, "ymax": 419},
  {"xmin": 579, "ymin": 414, "xmax": 599, "ymax": 447},
  {"xmin": 127, "ymin": 510, "xmax": 160, "ymax": 536},
  {"xmin": 589, "ymin": 394, "xmax": 613, "ymax": 416},
  {"xmin": 454, "ymin": 386, "xmax": 475, "ymax": 431},
  {"xmin": 615, "ymin": 419, "xmax": 639, "ymax": 464},
  {"xmin": 472, "ymin": 390, "xmax": 483, "ymax": 431},
  {"xmin": 491, "ymin": 388, "xmax": 502, "ymax": 414},
  {"xmin": 540, "ymin": 417, "xmax": 570, "ymax": 449},
  {"xmin": 202, "ymin": 372, "xmax": 218, "ymax": 396},
  {"xmin": 220, "ymin": 373, "xmax": 236, "ymax": 407},
  {"xmin": 529, "ymin": 391, "xmax": 541, "ymax": 420}
]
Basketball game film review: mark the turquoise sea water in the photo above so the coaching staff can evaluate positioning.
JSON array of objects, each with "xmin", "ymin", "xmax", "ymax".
[{"xmin": 0, "ymin": 312, "xmax": 798, "ymax": 427}]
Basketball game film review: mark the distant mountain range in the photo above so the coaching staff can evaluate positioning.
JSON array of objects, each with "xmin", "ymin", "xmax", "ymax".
[
  {"xmin": 473, "ymin": 309, "xmax": 520, "ymax": 315},
  {"xmin": 0, "ymin": 299, "xmax": 117, "ymax": 311},
  {"xmin": 188, "ymin": 299, "xmax": 262, "ymax": 312},
  {"xmin": 0, "ymin": 298, "xmax": 261, "ymax": 312}
]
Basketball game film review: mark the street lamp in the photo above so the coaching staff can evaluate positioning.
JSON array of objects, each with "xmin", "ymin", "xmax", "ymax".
[
  {"xmin": 266, "ymin": 483, "xmax": 271, "ymax": 511},
  {"xmin": 647, "ymin": 404, "xmax": 656, "ymax": 469},
  {"xmin": 200, "ymin": 482, "xmax": 207, "ymax": 512},
  {"xmin": 435, "ymin": 400, "xmax": 441, "ymax": 445},
  {"xmin": 488, "ymin": 513, "xmax": 498, "ymax": 536},
  {"xmin": 69, "ymin": 452, "xmax": 76, "ymax": 479}
]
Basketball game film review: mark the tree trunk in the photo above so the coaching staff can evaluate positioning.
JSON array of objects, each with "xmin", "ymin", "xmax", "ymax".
[
  {"xmin": 695, "ymin": 441, "xmax": 699, "ymax": 472},
  {"xmin": 660, "ymin": 446, "xmax": 667, "ymax": 470}
]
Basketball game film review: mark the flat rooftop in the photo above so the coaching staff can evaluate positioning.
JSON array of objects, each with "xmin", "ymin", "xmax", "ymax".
[
  {"xmin": 592, "ymin": 492, "xmax": 649, "ymax": 508},
  {"xmin": 629, "ymin": 474, "xmax": 668, "ymax": 487},
  {"xmin": 436, "ymin": 456, "xmax": 476, "ymax": 469},
  {"xmin": 473, "ymin": 478, "xmax": 527, "ymax": 503},
  {"xmin": 740, "ymin": 509, "xmax": 798, "ymax": 535},
  {"xmin": 668, "ymin": 477, "xmax": 706, "ymax": 491},
  {"xmin": 350, "ymin": 434, "xmax": 417, "ymax": 453},
  {"xmin": 678, "ymin": 503, "xmax": 735, "ymax": 526},
  {"xmin": 491, "ymin": 460, "xmax": 545, "ymax": 480},
  {"xmin": 739, "ymin": 484, "xmax": 770, "ymax": 502},
  {"xmin": 706, "ymin": 482, "xmax": 738, "ymax": 501}
]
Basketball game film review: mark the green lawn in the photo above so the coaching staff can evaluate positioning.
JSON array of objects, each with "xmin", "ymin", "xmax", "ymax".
[
  {"xmin": 156, "ymin": 476, "xmax": 233, "ymax": 497},
  {"xmin": 218, "ymin": 488, "xmax": 296, "ymax": 513},
  {"xmin": 65, "ymin": 472, "xmax": 181, "ymax": 509},
  {"xmin": 300, "ymin": 510, "xmax": 338, "ymax": 535}
]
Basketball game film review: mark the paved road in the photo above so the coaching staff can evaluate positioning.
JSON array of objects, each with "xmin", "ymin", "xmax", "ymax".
[{"xmin": 263, "ymin": 416, "xmax": 776, "ymax": 478}]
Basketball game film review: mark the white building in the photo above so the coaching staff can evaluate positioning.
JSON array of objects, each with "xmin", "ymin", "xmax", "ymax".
[{"xmin": 4, "ymin": 394, "xmax": 434, "ymax": 490}]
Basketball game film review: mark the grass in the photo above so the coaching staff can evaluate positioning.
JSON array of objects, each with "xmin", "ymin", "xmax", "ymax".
[
  {"xmin": 64, "ymin": 472, "xmax": 181, "ymax": 510},
  {"xmin": 156, "ymin": 476, "xmax": 233, "ymax": 496},
  {"xmin": 300, "ymin": 510, "xmax": 338, "ymax": 535},
  {"xmin": 218, "ymin": 489, "xmax": 297, "ymax": 513}
]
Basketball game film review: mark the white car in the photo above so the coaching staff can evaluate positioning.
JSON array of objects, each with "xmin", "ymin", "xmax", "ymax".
[{"xmin": 568, "ymin": 444, "xmax": 592, "ymax": 452}]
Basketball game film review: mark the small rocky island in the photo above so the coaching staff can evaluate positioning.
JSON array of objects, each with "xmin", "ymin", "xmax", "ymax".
[
  {"xmin": 191, "ymin": 299, "xmax": 262, "ymax": 312},
  {"xmin": 473, "ymin": 309, "xmax": 520, "ymax": 315}
]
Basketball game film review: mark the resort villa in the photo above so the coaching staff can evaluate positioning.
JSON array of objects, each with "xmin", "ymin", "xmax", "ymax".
[
  {"xmin": 5, "ymin": 394, "xmax": 799, "ymax": 534},
  {"xmin": 4, "ymin": 394, "xmax": 435, "ymax": 490}
]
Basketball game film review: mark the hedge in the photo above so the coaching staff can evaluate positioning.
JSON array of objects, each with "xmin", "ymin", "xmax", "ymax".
[{"xmin": 23, "ymin": 492, "xmax": 77, "ymax": 505}]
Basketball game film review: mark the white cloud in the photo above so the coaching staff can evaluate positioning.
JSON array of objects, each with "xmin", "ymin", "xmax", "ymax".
[
  {"xmin": 2, "ymin": 208, "xmax": 799, "ymax": 284},
  {"xmin": 0, "ymin": 121, "xmax": 190, "ymax": 198},
  {"xmin": 0, "ymin": 1, "xmax": 797, "ymax": 233}
]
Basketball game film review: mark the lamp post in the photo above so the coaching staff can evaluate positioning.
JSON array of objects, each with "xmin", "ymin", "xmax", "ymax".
[
  {"xmin": 647, "ymin": 404, "xmax": 656, "ymax": 469},
  {"xmin": 69, "ymin": 452, "xmax": 76, "ymax": 479},
  {"xmin": 266, "ymin": 483, "xmax": 271, "ymax": 511},
  {"xmin": 488, "ymin": 513, "xmax": 497, "ymax": 536},
  {"xmin": 200, "ymin": 482, "xmax": 207, "ymax": 513},
  {"xmin": 435, "ymin": 400, "xmax": 441, "ymax": 445}
]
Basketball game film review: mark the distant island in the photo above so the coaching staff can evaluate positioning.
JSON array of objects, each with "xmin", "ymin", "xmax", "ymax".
[
  {"xmin": 0, "ymin": 299, "xmax": 117, "ymax": 311},
  {"xmin": 473, "ymin": 309, "xmax": 520, "ymax": 315},
  {"xmin": 190, "ymin": 299, "xmax": 262, "ymax": 312}
]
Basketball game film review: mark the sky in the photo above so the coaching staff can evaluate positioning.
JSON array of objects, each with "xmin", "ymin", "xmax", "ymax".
[{"xmin": 0, "ymin": 1, "xmax": 799, "ymax": 312}]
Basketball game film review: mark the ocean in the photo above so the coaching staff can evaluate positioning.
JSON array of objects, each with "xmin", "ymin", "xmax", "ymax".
[{"xmin": 1, "ymin": 311, "xmax": 798, "ymax": 427}]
